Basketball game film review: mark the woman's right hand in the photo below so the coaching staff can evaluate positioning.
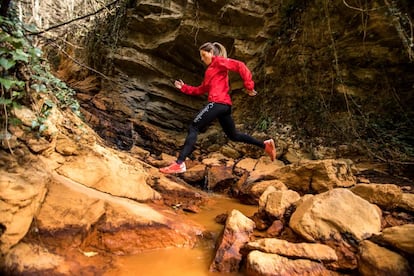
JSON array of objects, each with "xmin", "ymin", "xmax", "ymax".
[
  {"xmin": 174, "ymin": 79, "xmax": 184, "ymax": 89},
  {"xmin": 246, "ymin": 89, "xmax": 257, "ymax": 96}
]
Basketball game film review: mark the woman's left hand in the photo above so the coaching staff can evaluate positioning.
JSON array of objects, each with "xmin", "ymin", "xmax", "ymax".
[
  {"xmin": 246, "ymin": 89, "xmax": 257, "ymax": 96},
  {"xmin": 174, "ymin": 79, "xmax": 184, "ymax": 89}
]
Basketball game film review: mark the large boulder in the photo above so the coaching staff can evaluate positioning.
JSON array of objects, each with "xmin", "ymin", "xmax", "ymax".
[
  {"xmin": 0, "ymin": 166, "xmax": 48, "ymax": 253},
  {"xmin": 56, "ymin": 144, "xmax": 160, "ymax": 201},
  {"xmin": 358, "ymin": 240, "xmax": 411, "ymax": 276},
  {"xmin": 35, "ymin": 179, "xmax": 106, "ymax": 231},
  {"xmin": 396, "ymin": 193, "xmax": 414, "ymax": 212},
  {"xmin": 378, "ymin": 224, "xmax": 414, "ymax": 255},
  {"xmin": 351, "ymin": 183, "xmax": 403, "ymax": 209},
  {"xmin": 245, "ymin": 238, "xmax": 338, "ymax": 262},
  {"xmin": 268, "ymin": 159, "xmax": 356, "ymax": 193},
  {"xmin": 35, "ymin": 173, "xmax": 204, "ymax": 255},
  {"xmin": 259, "ymin": 189, "xmax": 301, "ymax": 219},
  {"xmin": 289, "ymin": 188, "xmax": 382, "ymax": 242},
  {"xmin": 236, "ymin": 157, "xmax": 285, "ymax": 184}
]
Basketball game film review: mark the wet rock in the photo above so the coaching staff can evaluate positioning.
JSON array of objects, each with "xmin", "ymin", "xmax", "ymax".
[
  {"xmin": 210, "ymin": 209, "xmax": 255, "ymax": 273},
  {"xmin": 351, "ymin": 183, "xmax": 403, "ymax": 210},
  {"xmin": 215, "ymin": 213, "xmax": 228, "ymax": 225},
  {"xmin": 265, "ymin": 220, "xmax": 284, "ymax": 237},
  {"xmin": 246, "ymin": 250, "xmax": 332, "ymax": 276},
  {"xmin": 245, "ymin": 238, "xmax": 338, "ymax": 262},
  {"xmin": 207, "ymin": 165, "xmax": 234, "ymax": 192},
  {"xmin": 290, "ymin": 188, "xmax": 382, "ymax": 242},
  {"xmin": 96, "ymin": 202, "xmax": 203, "ymax": 255},
  {"xmin": 182, "ymin": 164, "xmax": 206, "ymax": 183},
  {"xmin": 324, "ymin": 238, "xmax": 358, "ymax": 271},
  {"xmin": 358, "ymin": 240, "xmax": 411, "ymax": 276},
  {"xmin": 38, "ymin": 172, "xmax": 204, "ymax": 256},
  {"xmin": 148, "ymin": 174, "xmax": 208, "ymax": 211},
  {"xmin": 251, "ymin": 212, "xmax": 270, "ymax": 231}
]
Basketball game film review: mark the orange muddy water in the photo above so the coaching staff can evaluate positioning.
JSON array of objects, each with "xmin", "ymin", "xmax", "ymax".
[{"xmin": 105, "ymin": 194, "xmax": 258, "ymax": 276}]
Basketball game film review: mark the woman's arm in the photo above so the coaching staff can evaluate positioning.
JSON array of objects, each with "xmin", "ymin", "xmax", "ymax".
[
  {"xmin": 175, "ymin": 79, "xmax": 208, "ymax": 96},
  {"xmin": 215, "ymin": 57, "xmax": 255, "ymax": 91}
]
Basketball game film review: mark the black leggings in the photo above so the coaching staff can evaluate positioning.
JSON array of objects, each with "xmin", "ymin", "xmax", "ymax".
[{"xmin": 177, "ymin": 102, "xmax": 264, "ymax": 162}]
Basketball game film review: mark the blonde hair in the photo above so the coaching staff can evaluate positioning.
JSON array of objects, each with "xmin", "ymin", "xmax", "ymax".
[{"xmin": 199, "ymin": 42, "xmax": 227, "ymax": 58}]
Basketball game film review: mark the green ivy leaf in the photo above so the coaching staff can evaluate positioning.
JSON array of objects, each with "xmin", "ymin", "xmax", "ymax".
[
  {"xmin": 0, "ymin": 77, "xmax": 14, "ymax": 90},
  {"xmin": 12, "ymin": 48, "xmax": 29, "ymax": 62},
  {"xmin": 0, "ymin": 57, "xmax": 16, "ymax": 70},
  {"xmin": 12, "ymin": 90, "xmax": 24, "ymax": 99},
  {"xmin": 0, "ymin": 77, "xmax": 25, "ymax": 90},
  {"xmin": 44, "ymin": 99, "xmax": 54, "ymax": 107},
  {"xmin": 12, "ymin": 29, "xmax": 24, "ymax": 38},
  {"xmin": 0, "ymin": 32, "xmax": 11, "ymax": 42},
  {"xmin": 31, "ymin": 83, "xmax": 47, "ymax": 93},
  {"xmin": 0, "ymin": 47, "xmax": 8, "ymax": 56},
  {"xmin": 9, "ymin": 117, "xmax": 22, "ymax": 125},
  {"xmin": 0, "ymin": 97, "xmax": 12, "ymax": 105}
]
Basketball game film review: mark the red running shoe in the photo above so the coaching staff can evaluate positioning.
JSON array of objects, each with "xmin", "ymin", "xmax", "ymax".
[
  {"xmin": 264, "ymin": 139, "xmax": 276, "ymax": 161},
  {"xmin": 159, "ymin": 162, "xmax": 186, "ymax": 174}
]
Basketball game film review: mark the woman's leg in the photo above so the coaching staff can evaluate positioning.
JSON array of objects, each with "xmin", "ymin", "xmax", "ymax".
[
  {"xmin": 177, "ymin": 103, "xmax": 228, "ymax": 162},
  {"xmin": 218, "ymin": 107, "xmax": 264, "ymax": 148}
]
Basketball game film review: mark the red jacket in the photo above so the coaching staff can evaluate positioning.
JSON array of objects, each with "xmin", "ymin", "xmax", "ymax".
[{"xmin": 180, "ymin": 56, "xmax": 255, "ymax": 105}]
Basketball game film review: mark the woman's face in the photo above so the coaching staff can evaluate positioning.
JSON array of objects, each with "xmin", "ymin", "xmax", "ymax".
[{"xmin": 200, "ymin": 50, "xmax": 213, "ymax": 65}]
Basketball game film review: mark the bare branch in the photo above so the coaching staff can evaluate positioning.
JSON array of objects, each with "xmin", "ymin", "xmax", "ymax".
[
  {"xmin": 27, "ymin": 0, "xmax": 121, "ymax": 36},
  {"xmin": 342, "ymin": 0, "xmax": 381, "ymax": 12}
]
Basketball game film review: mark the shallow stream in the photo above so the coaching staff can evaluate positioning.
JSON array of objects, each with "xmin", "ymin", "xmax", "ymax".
[{"xmin": 105, "ymin": 194, "xmax": 258, "ymax": 276}]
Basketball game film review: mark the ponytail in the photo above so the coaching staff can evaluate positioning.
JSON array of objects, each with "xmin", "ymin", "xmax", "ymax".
[
  {"xmin": 212, "ymin": 42, "xmax": 227, "ymax": 58},
  {"xmin": 199, "ymin": 42, "xmax": 228, "ymax": 58}
]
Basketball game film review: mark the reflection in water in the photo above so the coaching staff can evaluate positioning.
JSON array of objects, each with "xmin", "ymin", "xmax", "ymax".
[{"xmin": 105, "ymin": 194, "xmax": 258, "ymax": 276}]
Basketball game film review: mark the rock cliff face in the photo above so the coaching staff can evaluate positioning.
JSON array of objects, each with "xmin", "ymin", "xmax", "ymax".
[
  {"xmin": 77, "ymin": 0, "xmax": 279, "ymax": 152},
  {"xmin": 58, "ymin": 0, "xmax": 413, "ymax": 161}
]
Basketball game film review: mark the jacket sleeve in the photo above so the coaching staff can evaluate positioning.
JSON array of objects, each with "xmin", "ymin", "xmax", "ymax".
[
  {"xmin": 180, "ymin": 82, "xmax": 208, "ymax": 96},
  {"xmin": 216, "ymin": 57, "xmax": 255, "ymax": 91}
]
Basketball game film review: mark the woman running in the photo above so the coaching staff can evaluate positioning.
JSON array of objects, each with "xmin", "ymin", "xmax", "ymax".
[{"xmin": 160, "ymin": 42, "xmax": 276, "ymax": 174}]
